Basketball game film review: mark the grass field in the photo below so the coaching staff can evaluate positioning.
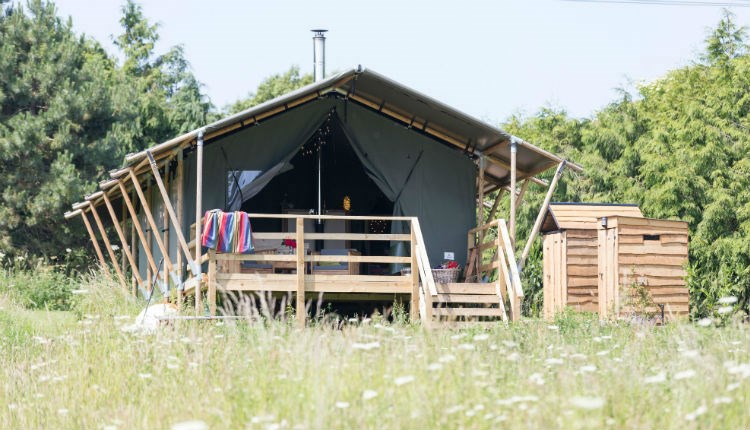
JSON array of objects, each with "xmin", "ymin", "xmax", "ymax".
[{"xmin": 1, "ymin": 281, "xmax": 749, "ymax": 429}]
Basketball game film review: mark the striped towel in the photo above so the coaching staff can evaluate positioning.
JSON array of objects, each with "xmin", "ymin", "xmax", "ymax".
[
  {"xmin": 201, "ymin": 210, "xmax": 254, "ymax": 254},
  {"xmin": 235, "ymin": 212, "xmax": 253, "ymax": 253},
  {"xmin": 201, "ymin": 209, "xmax": 220, "ymax": 249}
]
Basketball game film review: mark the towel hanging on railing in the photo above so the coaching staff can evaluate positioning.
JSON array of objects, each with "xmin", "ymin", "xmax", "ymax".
[{"xmin": 201, "ymin": 209, "xmax": 253, "ymax": 254}]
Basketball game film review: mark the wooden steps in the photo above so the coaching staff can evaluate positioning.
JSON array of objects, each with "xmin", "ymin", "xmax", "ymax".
[{"xmin": 428, "ymin": 282, "xmax": 506, "ymax": 326}]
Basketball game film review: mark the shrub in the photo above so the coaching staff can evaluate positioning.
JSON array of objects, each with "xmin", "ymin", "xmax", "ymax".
[{"xmin": 0, "ymin": 263, "xmax": 76, "ymax": 311}]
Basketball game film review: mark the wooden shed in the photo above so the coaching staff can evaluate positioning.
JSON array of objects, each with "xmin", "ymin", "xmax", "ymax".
[{"xmin": 541, "ymin": 203, "xmax": 689, "ymax": 320}]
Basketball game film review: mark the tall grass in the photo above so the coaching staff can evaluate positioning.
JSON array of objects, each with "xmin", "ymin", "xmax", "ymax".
[
  {"xmin": 0, "ymin": 261, "xmax": 78, "ymax": 311},
  {"xmin": 0, "ymin": 278, "xmax": 748, "ymax": 429}
]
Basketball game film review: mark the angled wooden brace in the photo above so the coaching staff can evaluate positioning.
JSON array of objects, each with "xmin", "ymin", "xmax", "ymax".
[
  {"xmin": 117, "ymin": 180, "xmax": 162, "ymax": 291},
  {"xmin": 128, "ymin": 168, "xmax": 179, "ymax": 290},
  {"xmin": 100, "ymin": 191, "xmax": 147, "ymax": 294},
  {"xmin": 519, "ymin": 161, "xmax": 567, "ymax": 271},
  {"xmin": 515, "ymin": 179, "xmax": 531, "ymax": 211},
  {"xmin": 146, "ymin": 151, "xmax": 200, "ymax": 277},
  {"xmin": 86, "ymin": 200, "xmax": 128, "ymax": 289},
  {"xmin": 66, "ymin": 208, "xmax": 110, "ymax": 277}
]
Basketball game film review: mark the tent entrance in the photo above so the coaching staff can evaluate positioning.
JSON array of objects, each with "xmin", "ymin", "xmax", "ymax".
[{"xmin": 237, "ymin": 114, "xmax": 395, "ymax": 276}]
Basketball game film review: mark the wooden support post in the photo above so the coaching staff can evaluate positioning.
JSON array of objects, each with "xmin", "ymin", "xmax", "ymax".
[
  {"xmin": 118, "ymin": 181, "xmax": 161, "ymax": 291},
  {"xmin": 145, "ymin": 184, "xmax": 153, "ymax": 289},
  {"xmin": 495, "ymin": 233, "xmax": 509, "ymax": 322},
  {"xmin": 515, "ymin": 179, "xmax": 530, "ymax": 212},
  {"xmin": 477, "ymin": 156, "xmax": 485, "ymax": 227},
  {"xmin": 424, "ymin": 282, "xmax": 433, "ymax": 327},
  {"xmin": 207, "ymin": 249, "xmax": 217, "ymax": 316},
  {"xmin": 499, "ymin": 219, "xmax": 523, "ymax": 321},
  {"xmin": 79, "ymin": 210, "xmax": 110, "ymax": 276},
  {"xmin": 509, "ymin": 140, "xmax": 518, "ymax": 249},
  {"xmin": 120, "ymin": 203, "xmax": 127, "ymax": 279},
  {"xmin": 130, "ymin": 202, "xmax": 138, "ymax": 295},
  {"xmin": 195, "ymin": 130, "xmax": 204, "ymax": 315},
  {"xmin": 410, "ymin": 224, "xmax": 419, "ymax": 322},
  {"xmin": 465, "ymin": 231, "xmax": 476, "ymax": 281},
  {"xmin": 163, "ymin": 157, "xmax": 170, "ymax": 300},
  {"xmin": 176, "ymin": 150, "xmax": 185, "ymax": 307},
  {"xmin": 101, "ymin": 193, "xmax": 146, "ymax": 293},
  {"xmin": 519, "ymin": 161, "xmax": 566, "ymax": 271},
  {"xmin": 88, "ymin": 202, "xmax": 128, "ymax": 289},
  {"xmin": 487, "ymin": 189, "xmax": 504, "ymax": 224},
  {"xmin": 128, "ymin": 169, "xmax": 176, "ymax": 288},
  {"xmin": 295, "ymin": 217, "xmax": 305, "ymax": 328},
  {"xmin": 146, "ymin": 151, "xmax": 198, "ymax": 278},
  {"xmin": 476, "ymin": 156, "xmax": 485, "ymax": 277}
]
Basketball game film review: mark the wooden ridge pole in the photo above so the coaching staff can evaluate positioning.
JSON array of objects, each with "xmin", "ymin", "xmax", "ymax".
[
  {"xmin": 87, "ymin": 202, "xmax": 127, "ymax": 289},
  {"xmin": 519, "ymin": 161, "xmax": 566, "ymax": 271},
  {"xmin": 101, "ymin": 193, "xmax": 147, "ymax": 293},
  {"xmin": 128, "ymin": 169, "xmax": 176, "ymax": 287},
  {"xmin": 146, "ymin": 151, "xmax": 199, "ymax": 277},
  {"xmin": 118, "ymin": 181, "xmax": 161, "ymax": 291},
  {"xmin": 79, "ymin": 210, "xmax": 110, "ymax": 276}
]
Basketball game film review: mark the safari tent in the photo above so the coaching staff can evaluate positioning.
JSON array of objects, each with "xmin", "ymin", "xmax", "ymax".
[{"xmin": 64, "ymin": 66, "xmax": 582, "ymax": 326}]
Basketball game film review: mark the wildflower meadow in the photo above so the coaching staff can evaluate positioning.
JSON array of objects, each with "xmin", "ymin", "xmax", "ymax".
[{"xmin": 1, "ymin": 274, "xmax": 748, "ymax": 429}]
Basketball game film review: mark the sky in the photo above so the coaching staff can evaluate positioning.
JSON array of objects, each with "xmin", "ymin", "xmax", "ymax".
[{"xmin": 52, "ymin": 0, "xmax": 750, "ymax": 125}]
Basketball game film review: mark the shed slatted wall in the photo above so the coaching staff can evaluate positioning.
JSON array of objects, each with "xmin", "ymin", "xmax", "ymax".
[
  {"xmin": 565, "ymin": 229, "xmax": 598, "ymax": 313},
  {"xmin": 613, "ymin": 217, "xmax": 689, "ymax": 316},
  {"xmin": 543, "ymin": 232, "xmax": 566, "ymax": 318}
]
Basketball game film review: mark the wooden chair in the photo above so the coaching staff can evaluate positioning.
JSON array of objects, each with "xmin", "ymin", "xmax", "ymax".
[{"xmin": 311, "ymin": 249, "xmax": 361, "ymax": 275}]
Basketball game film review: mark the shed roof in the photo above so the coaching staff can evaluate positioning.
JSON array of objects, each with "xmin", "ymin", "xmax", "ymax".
[
  {"xmin": 118, "ymin": 67, "xmax": 581, "ymax": 187},
  {"xmin": 541, "ymin": 203, "xmax": 643, "ymax": 233}
]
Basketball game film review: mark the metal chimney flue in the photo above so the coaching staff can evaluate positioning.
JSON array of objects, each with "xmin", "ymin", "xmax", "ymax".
[{"xmin": 311, "ymin": 29, "xmax": 327, "ymax": 82}]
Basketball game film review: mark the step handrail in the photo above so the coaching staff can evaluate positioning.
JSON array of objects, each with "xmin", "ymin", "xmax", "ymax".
[
  {"xmin": 496, "ymin": 218, "xmax": 523, "ymax": 320},
  {"xmin": 411, "ymin": 218, "xmax": 437, "ymax": 297}
]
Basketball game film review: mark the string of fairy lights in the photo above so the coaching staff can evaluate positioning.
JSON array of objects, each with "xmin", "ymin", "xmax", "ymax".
[{"xmin": 301, "ymin": 113, "xmax": 333, "ymax": 157}]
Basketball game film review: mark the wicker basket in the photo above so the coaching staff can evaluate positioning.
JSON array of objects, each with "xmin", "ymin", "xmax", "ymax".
[
  {"xmin": 401, "ymin": 267, "xmax": 460, "ymax": 283},
  {"xmin": 431, "ymin": 267, "xmax": 461, "ymax": 283}
]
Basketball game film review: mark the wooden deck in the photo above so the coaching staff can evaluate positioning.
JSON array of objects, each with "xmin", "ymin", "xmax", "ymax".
[{"xmin": 181, "ymin": 213, "xmax": 523, "ymax": 327}]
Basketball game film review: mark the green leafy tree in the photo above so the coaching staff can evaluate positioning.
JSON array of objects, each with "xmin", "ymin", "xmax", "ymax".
[
  {"xmin": 0, "ymin": 1, "xmax": 127, "ymax": 260},
  {"xmin": 703, "ymin": 9, "xmax": 747, "ymax": 65},
  {"xmin": 0, "ymin": 0, "xmax": 212, "ymax": 266},
  {"xmin": 113, "ymin": 0, "xmax": 213, "ymax": 147},
  {"xmin": 506, "ymin": 13, "xmax": 750, "ymax": 317},
  {"xmin": 227, "ymin": 66, "xmax": 312, "ymax": 114}
]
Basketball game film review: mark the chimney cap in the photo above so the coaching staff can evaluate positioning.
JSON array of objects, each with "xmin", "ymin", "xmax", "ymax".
[{"xmin": 311, "ymin": 29, "xmax": 328, "ymax": 36}]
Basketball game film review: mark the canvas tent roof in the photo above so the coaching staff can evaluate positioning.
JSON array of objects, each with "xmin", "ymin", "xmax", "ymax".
[
  {"xmin": 541, "ymin": 203, "xmax": 643, "ymax": 233},
  {"xmin": 115, "ymin": 67, "xmax": 581, "ymax": 189}
]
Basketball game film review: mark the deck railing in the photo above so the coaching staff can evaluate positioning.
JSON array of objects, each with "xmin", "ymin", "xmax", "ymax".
[
  {"xmin": 466, "ymin": 218, "xmax": 523, "ymax": 320},
  {"xmin": 186, "ymin": 213, "xmax": 435, "ymax": 326}
]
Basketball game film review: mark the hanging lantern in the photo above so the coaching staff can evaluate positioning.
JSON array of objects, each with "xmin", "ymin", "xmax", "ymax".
[{"xmin": 343, "ymin": 195, "xmax": 351, "ymax": 212}]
